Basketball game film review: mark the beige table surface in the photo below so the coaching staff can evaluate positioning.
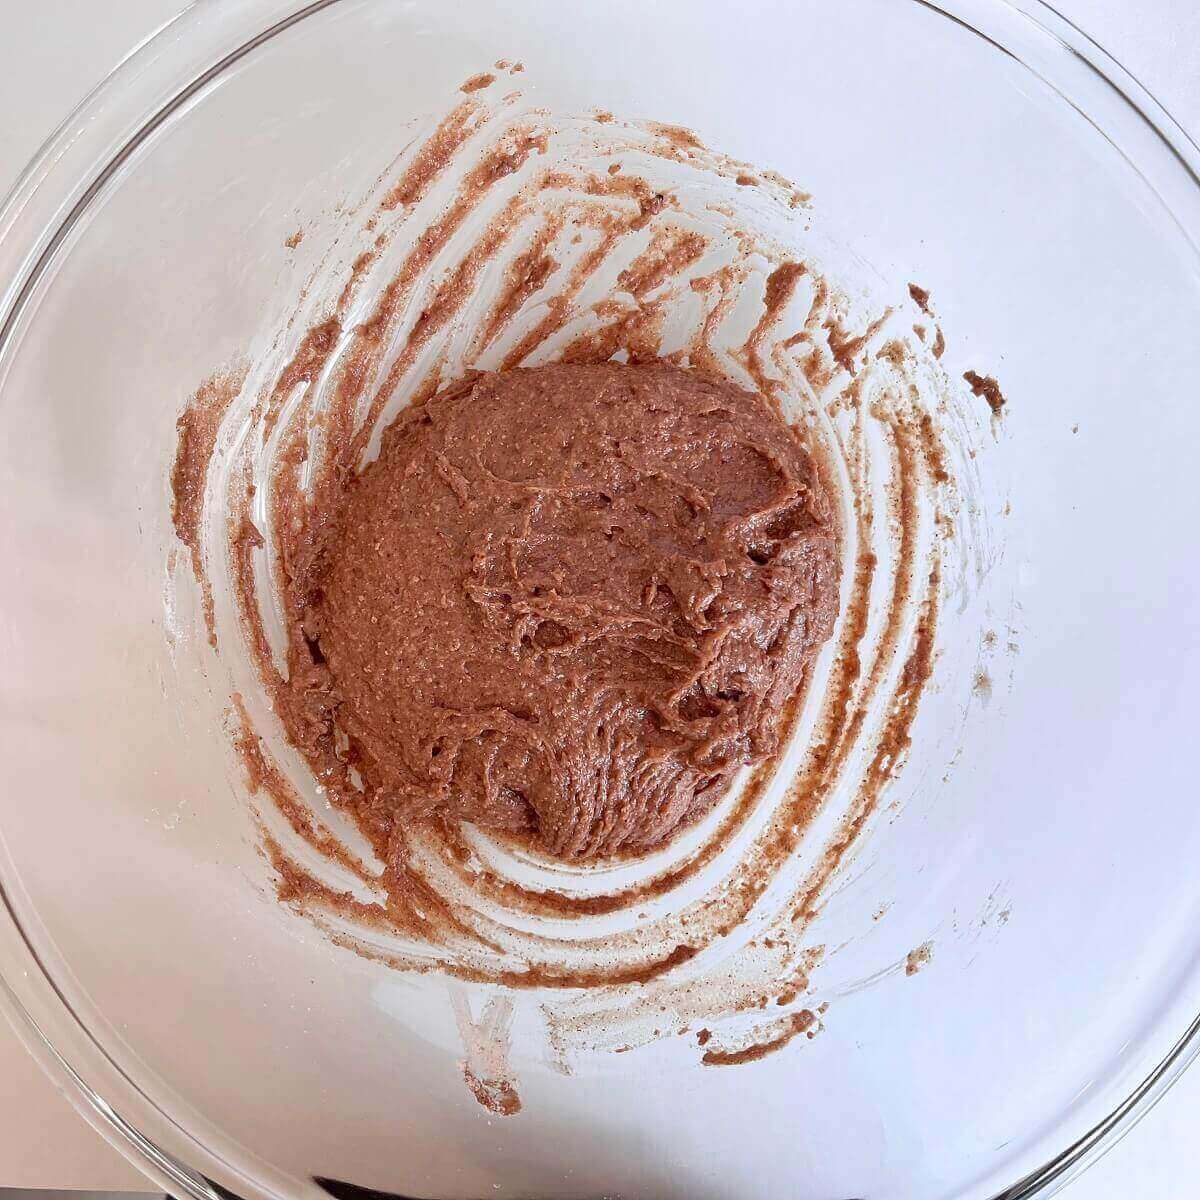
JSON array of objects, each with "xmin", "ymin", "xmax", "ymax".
[{"xmin": 2, "ymin": 1, "xmax": 1199, "ymax": 1193}]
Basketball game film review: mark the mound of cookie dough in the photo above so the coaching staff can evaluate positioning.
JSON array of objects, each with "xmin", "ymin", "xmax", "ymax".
[{"xmin": 300, "ymin": 361, "xmax": 840, "ymax": 860}]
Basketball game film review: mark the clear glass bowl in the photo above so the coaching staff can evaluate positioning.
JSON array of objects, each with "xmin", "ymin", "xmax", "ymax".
[{"xmin": 3, "ymin": 2, "xmax": 1200, "ymax": 1198}]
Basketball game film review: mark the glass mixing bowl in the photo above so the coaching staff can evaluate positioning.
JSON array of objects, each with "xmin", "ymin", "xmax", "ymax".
[{"xmin": 2, "ymin": 1, "xmax": 1200, "ymax": 1197}]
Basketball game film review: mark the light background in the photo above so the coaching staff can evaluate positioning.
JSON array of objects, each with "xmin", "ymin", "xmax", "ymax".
[{"xmin": 1, "ymin": 0, "xmax": 1197, "ymax": 1193}]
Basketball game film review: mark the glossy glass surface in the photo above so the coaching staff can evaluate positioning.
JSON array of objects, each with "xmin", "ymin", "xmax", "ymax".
[{"xmin": 2, "ymin": 3, "xmax": 1199, "ymax": 1198}]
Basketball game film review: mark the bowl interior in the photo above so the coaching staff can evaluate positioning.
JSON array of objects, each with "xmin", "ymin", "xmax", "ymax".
[{"xmin": 3, "ymin": 2, "xmax": 1200, "ymax": 1198}]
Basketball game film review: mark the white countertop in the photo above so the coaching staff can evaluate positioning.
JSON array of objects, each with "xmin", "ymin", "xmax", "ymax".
[{"xmin": 2, "ymin": 1, "xmax": 1198, "ymax": 1193}]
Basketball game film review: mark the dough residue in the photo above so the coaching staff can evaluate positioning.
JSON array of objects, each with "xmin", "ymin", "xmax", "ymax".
[
  {"xmin": 167, "ymin": 76, "xmax": 1000, "ymax": 1055},
  {"xmin": 963, "ymin": 369, "xmax": 1006, "ymax": 414},
  {"xmin": 170, "ymin": 371, "xmax": 243, "ymax": 646}
]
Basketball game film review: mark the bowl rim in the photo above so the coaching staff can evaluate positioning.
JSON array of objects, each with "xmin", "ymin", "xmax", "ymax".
[{"xmin": 2, "ymin": 2, "xmax": 1199, "ymax": 1198}]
